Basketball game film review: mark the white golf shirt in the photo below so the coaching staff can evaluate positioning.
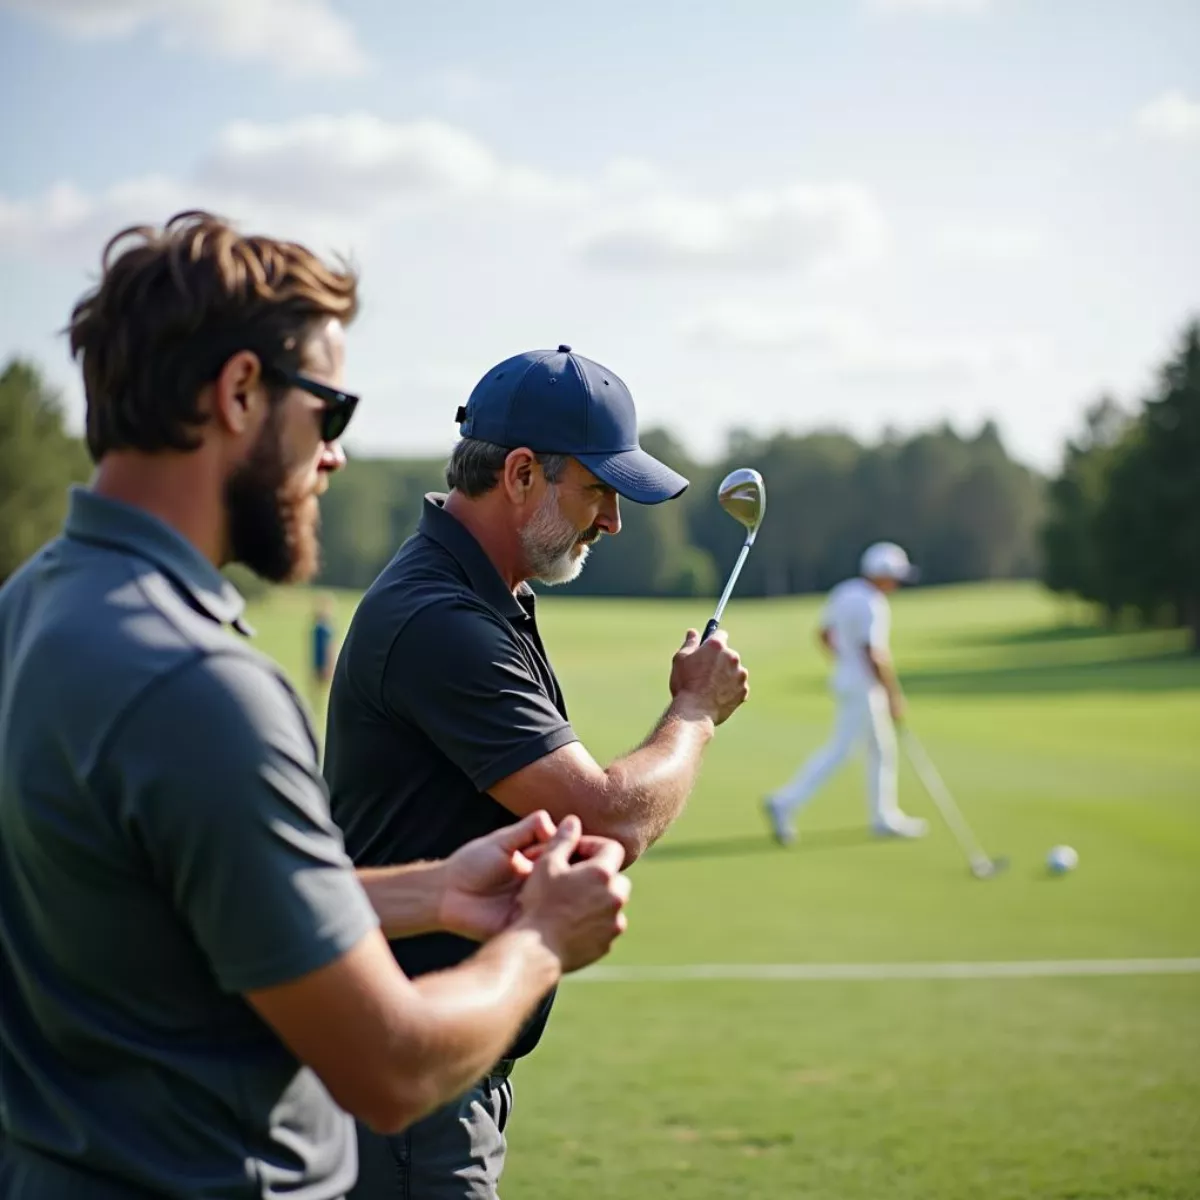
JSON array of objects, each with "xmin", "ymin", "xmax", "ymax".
[{"xmin": 820, "ymin": 577, "xmax": 890, "ymax": 694}]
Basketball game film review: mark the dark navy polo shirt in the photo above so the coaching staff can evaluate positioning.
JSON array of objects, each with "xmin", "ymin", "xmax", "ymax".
[
  {"xmin": 324, "ymin": 495, "xmax": 579, "ymax": 1058},
  {"xmin": 0, "ymin": 488, "xmax": 378, "ymax": 1199}
]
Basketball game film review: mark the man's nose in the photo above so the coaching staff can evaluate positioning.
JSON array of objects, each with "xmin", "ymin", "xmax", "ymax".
[
  {"xmin": 320, "ymin": 442, "xmax": 347, "ymax": 472},
  {"xmin": 597, "ymin": 494, "xmax": 621, "ymax": 536}
]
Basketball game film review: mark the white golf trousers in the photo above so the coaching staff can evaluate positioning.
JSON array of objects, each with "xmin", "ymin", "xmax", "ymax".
[{"xmin": 773, "ymin": 686, "xmax": 898, "ymax": 825}]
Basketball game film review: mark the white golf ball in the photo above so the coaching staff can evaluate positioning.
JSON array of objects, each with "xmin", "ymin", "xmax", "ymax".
[{"xmin": 1046, "ymin": 845, "xmax": 1079, "ymax": 874}]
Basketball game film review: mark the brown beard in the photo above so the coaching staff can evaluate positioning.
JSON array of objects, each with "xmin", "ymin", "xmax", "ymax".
[{"xmin": 225, "ymin": 406, "xmax": 320, "ymax": 584}]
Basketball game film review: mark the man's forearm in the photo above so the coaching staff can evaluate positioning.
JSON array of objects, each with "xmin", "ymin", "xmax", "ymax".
[
  {"xmin": 357, "ymin": 861, "xmax": 445, "ymax": 939},
  {"xmin": 867, "ymin": 649, "xmax": 902, "ymax": 702},
  {"xmin": 600, "ymin": 699, "xmax": 715, "ymax": 862},
  {"xmin": 405, "ymin": 926, "xmax": 561, "ymax": 1108}
]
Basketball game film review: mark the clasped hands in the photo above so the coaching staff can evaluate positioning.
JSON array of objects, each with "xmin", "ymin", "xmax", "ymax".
[{"xmin": 435, "ymin": 812, "xmax": 631, "ymax": 973}]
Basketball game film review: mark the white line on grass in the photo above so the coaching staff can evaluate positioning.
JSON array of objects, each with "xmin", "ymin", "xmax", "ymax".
[{"xmin": 571, "ymin": 958, "xmax": 1200, "ymax": 983}]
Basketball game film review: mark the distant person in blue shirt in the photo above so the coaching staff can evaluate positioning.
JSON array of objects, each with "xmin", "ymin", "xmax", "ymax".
[{"xmin": 310, "ymin": 593, "xmax": 337, "ymax": 705}]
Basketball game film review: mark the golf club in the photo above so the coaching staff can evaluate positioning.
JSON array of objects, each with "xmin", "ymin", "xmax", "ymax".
[
  {"xmin": 703, "ymin": 468, "xmax": 767, "ymax": 642},
  {"xmin": 900, "ymin": 727, "xmax": 1008, "ymax": 880}
]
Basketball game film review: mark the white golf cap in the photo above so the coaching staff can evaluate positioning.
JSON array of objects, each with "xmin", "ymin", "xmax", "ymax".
[{"xmin": 860, "ymin": 541, "xmax": 919, "ymax": 583}]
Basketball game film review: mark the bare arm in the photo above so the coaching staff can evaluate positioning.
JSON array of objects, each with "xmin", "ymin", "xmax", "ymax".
[
  {"xmin": 248, "ymin": 925, "xmax": 559, "ymax": 1136},
  {"xmin": 490, "ymin": 700, "xmax": 714, "ymax": 865},
  {"xmin": 490, "ymin": 629, "xmax": 748, "ymax": 864},
  {"xmin": 866, "ymin": 647, "xmax": 905, "ymax": 721},
  {"xmin": 356, "ymin": 860, "xmax": 443, "ymax": 939},
  {"xmin": 248, "ymin": 819, "xmax": 627, "ymax": 1136}
]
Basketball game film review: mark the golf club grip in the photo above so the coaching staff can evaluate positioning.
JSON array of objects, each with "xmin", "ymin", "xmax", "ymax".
[{"xmin": 701, "ymin": 618, "xmax": 720, "ymax": 643}]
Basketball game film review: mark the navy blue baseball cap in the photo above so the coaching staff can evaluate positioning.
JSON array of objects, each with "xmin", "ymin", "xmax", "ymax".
[{"xmin": 455, "ymin": 345, "xmax": 689, "ymax": 504}]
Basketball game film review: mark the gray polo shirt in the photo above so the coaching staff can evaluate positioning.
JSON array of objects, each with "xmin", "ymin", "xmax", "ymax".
[{"xmin": 0, "ymin": 489, "xmax": 379, "ymax": 1199}]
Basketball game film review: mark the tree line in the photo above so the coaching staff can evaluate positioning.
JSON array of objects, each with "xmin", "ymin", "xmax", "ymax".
[
  {"xmin": 309, "ymin": 419, "xmax": 1045, "ymax": 599},
  {"xmin": 0, "ymin": 358, "xmax": 1043, "ymax": 598},
  {"xmin": 2, "ymin": 316, "xmax": 1196, "ymax": 654},
  {"xmin": 1040, "ymin": 319, "xmax": 1200, "ymax": 650}
]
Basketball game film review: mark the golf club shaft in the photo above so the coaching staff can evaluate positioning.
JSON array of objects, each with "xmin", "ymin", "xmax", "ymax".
[
  {"xmin": 901, "ymin": 729, "xmax": 992, "ymax": 867},
  {"xmin": 702, "ymin": 536, "xmax": 753, "ymax": 641}
]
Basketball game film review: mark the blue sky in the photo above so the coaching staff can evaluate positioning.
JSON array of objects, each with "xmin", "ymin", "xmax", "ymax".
[{"xmin": 1, "ymin": 0, "xmax": 1197, "ymax": 470}]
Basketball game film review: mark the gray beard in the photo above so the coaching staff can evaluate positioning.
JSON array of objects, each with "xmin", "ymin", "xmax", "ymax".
[{"xmin": 520, "ymin": 487, "xmax": 594, "ymax": 586}]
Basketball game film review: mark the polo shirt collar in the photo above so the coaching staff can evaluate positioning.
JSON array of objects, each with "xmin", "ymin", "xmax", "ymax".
[
  {"xmin": 418, "ymin": 494, "xmax": 531, "ymax": 621},
  {"xmin": 64, "ymin": 487, "xmax": 254, "ymax": 635}
]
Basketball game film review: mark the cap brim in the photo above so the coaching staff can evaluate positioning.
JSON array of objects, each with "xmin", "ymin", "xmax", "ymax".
[
  {"xmin": 901, "ymin": 564, "xmax": 920, "ymax": 583},
  {"xmin": 575, "ymin": 447, "xmax": 689, "ymax": 505}
]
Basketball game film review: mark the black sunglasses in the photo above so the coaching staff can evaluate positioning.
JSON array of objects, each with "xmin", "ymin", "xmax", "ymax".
[{"xmin": 268, "ymin": 368, "xmax": 360, "ymax": 443}]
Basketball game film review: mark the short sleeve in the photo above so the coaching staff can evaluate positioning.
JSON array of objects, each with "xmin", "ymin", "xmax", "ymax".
[
  {"xmin": 866, "ymin": 593, "xmax": 891, "ymax": 652},
  {"xmin": 110, "ymin": 653, "xmax": 379, "ymax": 994},
  {"xmin": 382, "ymin": 600, "xmax": 578, "ymax": 793}
]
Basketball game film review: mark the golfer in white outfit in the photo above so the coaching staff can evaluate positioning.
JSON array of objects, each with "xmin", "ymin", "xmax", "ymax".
[{"xmin": 764, "ymin": 542, "xmax": 928, "ymax": 844}]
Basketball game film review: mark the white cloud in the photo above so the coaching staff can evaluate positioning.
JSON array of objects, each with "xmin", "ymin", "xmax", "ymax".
[
  {"xmin": 0, "ymin": 177, "xmax": 179, "ymax": 252},
  {"xmin": 199, "ymin": 114, "xmax": 584, "ymax": 210},
  {"xmin": 1135, "ymin": 90, "xmax": 1200, "ymax": 143},
  {"xmin": 866, "ymin": 0, "xmax": 994, "ymax": 14},
  {"xmin": 0, "ymin": 0, "xmax": 368, "ymax": 79},
  {"xmin": 206, "ymin": 115, "xmax": 499, "ymax": 207},
  {"xmin": 935, "ymin": 222, "xmax": 1045, "ymax": 262},
  {"xmin": 0, "ymin": 114, "xmax": 588, "ymax": 259},
  {"xmin": 575, "ymin": 183, "xmax": 887, "ymax": 274},
  {"xmin": 0, "ymin": 182, "xmax": 91, "ymax": 237},
  {"xmin": 678, "ymin": 301, "xmax": 1048, "ymax": 380},
  {"xmin": 0, "ymin": 116, "xmax": 889, "ymax": 280},
  {"xmin": 0, "ymin": 172, "xmax": 360, "ymax": 263}
]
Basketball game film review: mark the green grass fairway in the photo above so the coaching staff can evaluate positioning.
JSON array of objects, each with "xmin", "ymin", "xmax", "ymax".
[{"xmin": 248, "ymin": 581, "xmax": 1200, "ymax": 1199}]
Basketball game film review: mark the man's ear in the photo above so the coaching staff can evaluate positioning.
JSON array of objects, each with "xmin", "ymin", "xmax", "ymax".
[
  {"xmin": 212, "ymin": 350, "xmax": 265, "ymax": 436},
  {"xmin": 501, "ymin": 447, "xmax": 538, "ymax": 503}
]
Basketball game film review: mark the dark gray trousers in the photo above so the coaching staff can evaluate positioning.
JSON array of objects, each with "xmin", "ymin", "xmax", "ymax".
[{"xmin": 349, "ymin": 1063, "xmax": 515, "ymax": 1200}]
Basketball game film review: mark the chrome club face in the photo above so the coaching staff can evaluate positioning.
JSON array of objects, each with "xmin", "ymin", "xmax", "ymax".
[
  {"xmin": 716, "ymin": 468, "xmax": 766, "ymax": 540},
  {"xmin": 703, "ymin": 468, "xmax": 767, "ymax": 641}
]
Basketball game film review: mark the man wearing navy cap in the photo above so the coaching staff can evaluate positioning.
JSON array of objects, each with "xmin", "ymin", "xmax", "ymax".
[{"xmin": 324, "ymin": 346, "xmax": 750, "ymax": 1198}]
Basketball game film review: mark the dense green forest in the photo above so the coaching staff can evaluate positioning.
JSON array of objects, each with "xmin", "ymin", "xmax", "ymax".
[
  {"xmin": 1040, "ymin": 320, "xmax": 1200, "ymax": 648},
  {"xmin": 311, "ymin": 421, "xmax": 1042, "ymax": 598}
]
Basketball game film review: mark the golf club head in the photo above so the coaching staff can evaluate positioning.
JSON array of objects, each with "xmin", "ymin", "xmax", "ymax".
[
  {"xmin": 716, "ymin": 468, "xmax": 766, "ymax": 541},
  {"xmin": 971, "ymin": 855, "xmax": 1009, "ymax": 880},
  {"xmin": 701, "ymin": 468, "xmax": 767, "ymax": 642}
]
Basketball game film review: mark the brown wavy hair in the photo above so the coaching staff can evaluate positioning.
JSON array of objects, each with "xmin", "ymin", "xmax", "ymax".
[{"xmin": 68, "ymin": 210, "xmax": 359, "ymax": 462}]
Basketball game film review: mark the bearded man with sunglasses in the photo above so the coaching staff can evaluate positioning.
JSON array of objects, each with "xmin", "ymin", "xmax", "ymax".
[{"xmin": 0, "ymin": 214, "xmax": 632, "ymax": 1199}]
